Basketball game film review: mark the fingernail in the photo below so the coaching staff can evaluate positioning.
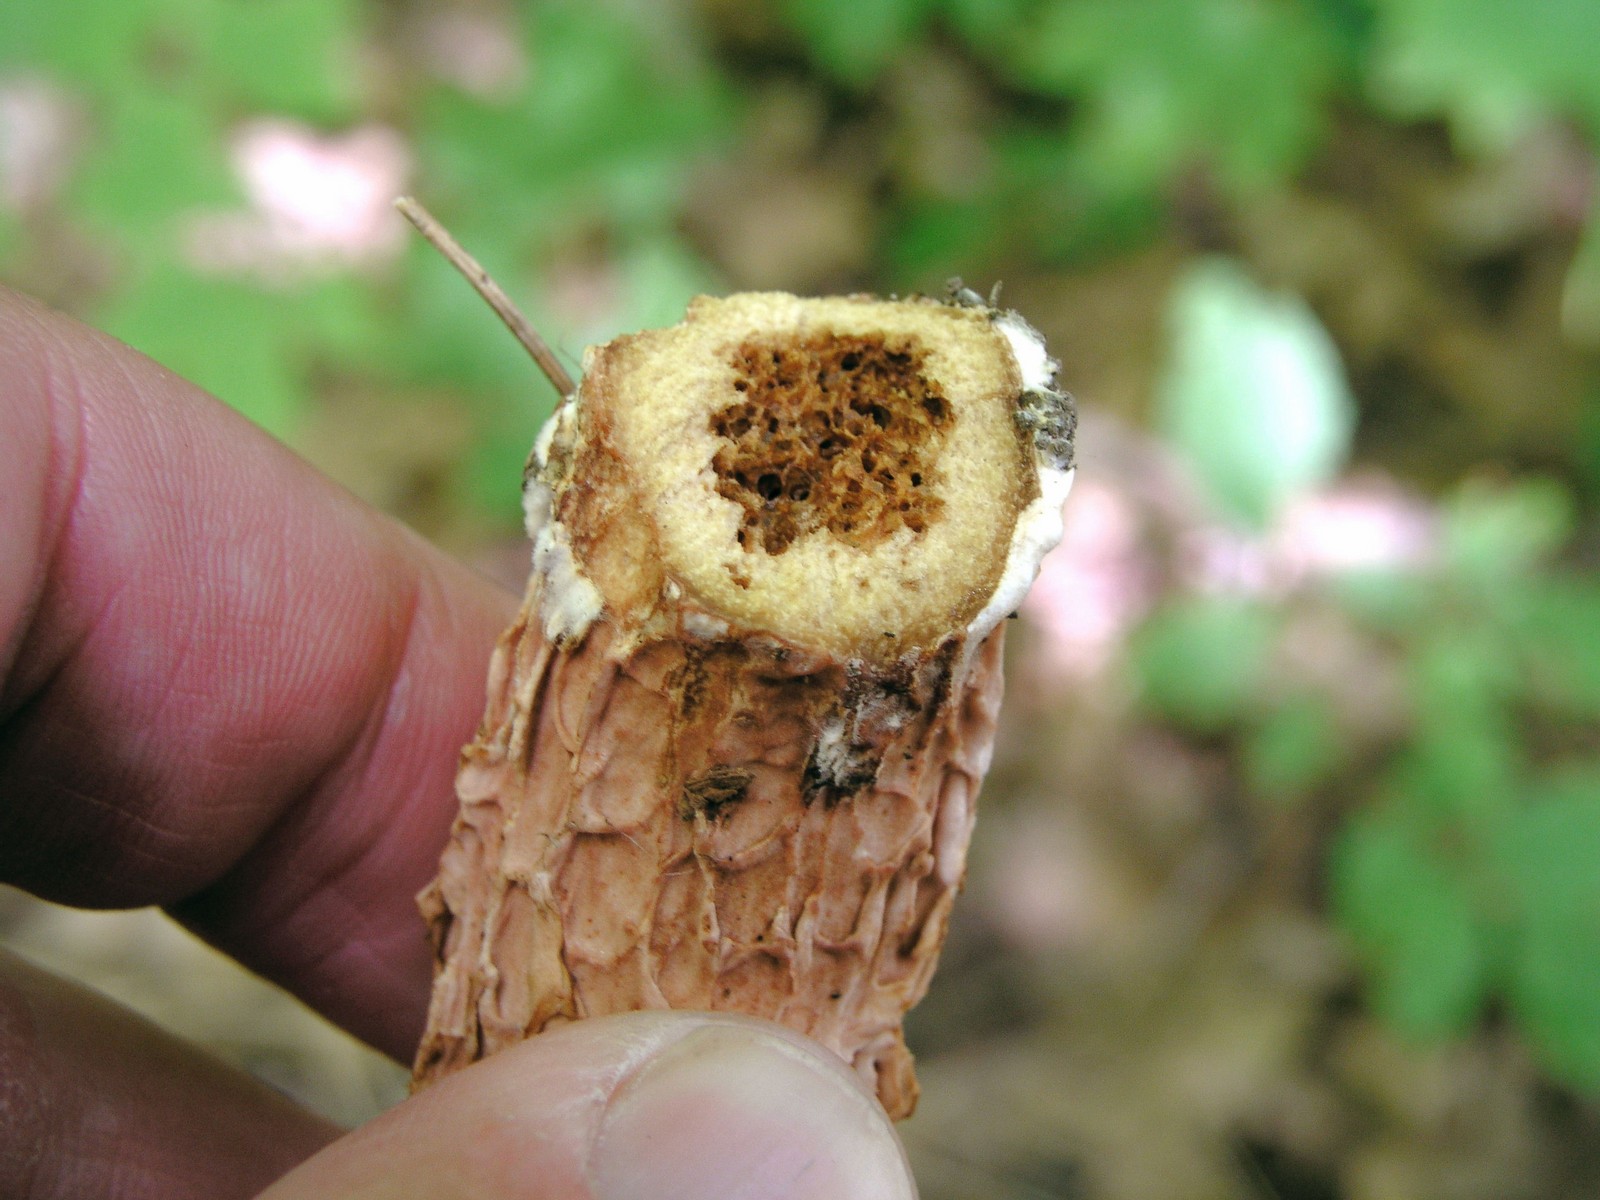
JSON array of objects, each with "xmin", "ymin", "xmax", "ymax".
[{"xmin": 590, "ymin": 1024, "xmax": 917, "ymax": 1200}]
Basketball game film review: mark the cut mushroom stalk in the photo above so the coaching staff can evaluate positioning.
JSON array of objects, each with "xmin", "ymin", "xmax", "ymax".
[{"xmin": 411, "ymin": 286, "xmax": 1075, "ymax": 1119}]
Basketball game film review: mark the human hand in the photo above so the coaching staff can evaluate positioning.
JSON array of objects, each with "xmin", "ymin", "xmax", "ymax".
[{"xmin": 0, "ymin": 286, "xmax": 917, "ymax": 1200}]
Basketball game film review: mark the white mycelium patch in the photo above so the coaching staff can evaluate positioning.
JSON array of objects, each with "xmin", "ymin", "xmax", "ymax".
[
  {"xmin": 523, "ymin": 401, "xmax": 603, "ymax": 645},
  {"xmin": 965, "ymin": 309, "xmax": 1076, "ymax": 644}
]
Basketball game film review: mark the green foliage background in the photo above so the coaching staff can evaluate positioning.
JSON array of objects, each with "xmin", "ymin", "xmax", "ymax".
[{"xmin": 5, "ymin": 0, "xmax": 1600, "ymax": 1190}]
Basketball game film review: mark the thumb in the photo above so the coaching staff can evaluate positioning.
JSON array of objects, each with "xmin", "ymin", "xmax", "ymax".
[{"xmin": 256, "ymin": 1012, "xmax": 918, "ymax": 1200}]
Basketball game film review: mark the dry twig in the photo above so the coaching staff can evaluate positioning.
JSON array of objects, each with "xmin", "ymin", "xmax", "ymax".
[{"xmin": 394, "ymin": 195, "xmax": 576, "ymax": 397}]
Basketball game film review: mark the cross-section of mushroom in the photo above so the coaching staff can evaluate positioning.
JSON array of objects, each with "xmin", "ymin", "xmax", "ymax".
[{"xmin": 412, "ymin": 290, "xmax": 1075, "ymax": 1118}]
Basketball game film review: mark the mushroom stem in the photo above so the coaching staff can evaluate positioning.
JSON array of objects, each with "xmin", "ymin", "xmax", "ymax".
[{"xmin": 411, "ymin": 288, "xmax": 1075, "ymax": 1119}]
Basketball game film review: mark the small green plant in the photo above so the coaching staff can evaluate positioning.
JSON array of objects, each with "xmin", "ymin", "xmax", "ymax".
[
  {"xmin": 1139, "ymin": 250, "xmax": 1600, "ymax": 1090},
  {"xmin": 1330, "ymin": 481, "xmax": 1600, "ymax": 1087}
]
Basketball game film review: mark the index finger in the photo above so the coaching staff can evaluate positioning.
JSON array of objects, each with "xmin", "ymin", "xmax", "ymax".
[{"xmin": 0, "ymin": 287, "xmax": 517, "ymax": 1058}]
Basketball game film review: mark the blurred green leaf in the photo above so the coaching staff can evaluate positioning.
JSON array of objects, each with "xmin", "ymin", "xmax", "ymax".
[
  {"xmin": 67, "ymin": 86, "xmax": 237, "ymax": 253},
  {"xmin": 1332, "ymin": 567, "xmax": 1433, "ymax": 633},
  {"xmin": 292, "ymin": 275, "xmax": 392, "ymax": 373},
  {"xmin": 192, "ymin": 0, "xmax": 363, "ymax": 124},
  {"xmin": 1132, "ymin": 595, "xmax": 1275, "ymax": 732},
  {"xmin": 458, "ymin": 400, "xmax": 539, "ymax": 528},
  {"xmin": 1498, "ymin": 768, "xmax": 1600, "ymax": 1090},
  {"xmin": 421, "ymin": 3, "xmax": 730, "ymax": 236},
  {"xmin": 1366, "ymin": 0, "xmax": 1600, "ymax": 151},
  {"xmin": 96, "ymin": 266, "xmax": 307, "ymax": 439},
  {"xmin": 1408, "ymin": 627, "xmax": 1513, "ymax": 731},
  {"xmin": 1157, "ymin": 257, "xmax": 1356, "ymax": 527},
  {"xmin": 1003, "ymin": 0, "xmax": 1340, "ymax": 194},
  {"xmin": 1399, "ymin": 630, "xmax": 1519, "ymax": 831},
  {"xmin": 888, "ymin": 120, "xmax": 1165, "ymax": 281},
  {"xmin": 608, "ymin": 232, "xmax": 723, "ymax": 336},
  {"xmin": 0, "ymin": 0, "xmax": 176, "ymax": 83},
  {"xmin": 1306, "ymin": 0, "xmax": 1378, "ymax": 65},
  {"xmin": 1505, "ymin": 575, "xmax": 1600, "ymax": 718},
  {"xmin": 937, "ymin": 0, "xmax": 1034, "ymax": 54},
  {"xmin": 1245, "ymin": 691, "xmax": 1345, "ymax": 800},
  {"xmin": 887, "ymin": 197, "xmax": 1004, "ymax": 283},
  {"xmin": 519, "ymin": 3, "xmax": 728, "ymax": 177},
  {"xmin": 1332, "ymin": 797, "xmax": 1492, "ymax": 1041},
  {"xmin": 782, "ymin": 0, "xmax": 939, "ymax": 85},
  {"xmin": 1386, "ymin": 733, "xmax": 1518, "ymax": 847},
  {"xmin": 1004, "ymin": 122, "xmax": 1167, "ymax": 263},
  {"xmin": 1561, "ymin": 205, "xmax": 1600, "ymax": 350},
  {"xmin": 1582, "ymin": 384, "xmax": 1600, "ymax": 502},
  {"xmin": 1440, "ymin": 477, "xmax": 1573, "ymax": 585}
]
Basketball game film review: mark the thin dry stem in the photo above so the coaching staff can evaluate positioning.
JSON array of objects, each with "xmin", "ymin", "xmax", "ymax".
[{"xmin": 394, "ymin": 195, "xmax": 577, "ymax": 398}]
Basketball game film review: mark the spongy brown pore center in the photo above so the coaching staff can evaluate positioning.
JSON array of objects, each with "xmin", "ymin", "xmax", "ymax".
[{"xmin": 711, "ymin": 334, "xmax": 953, "ymax": 555}]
